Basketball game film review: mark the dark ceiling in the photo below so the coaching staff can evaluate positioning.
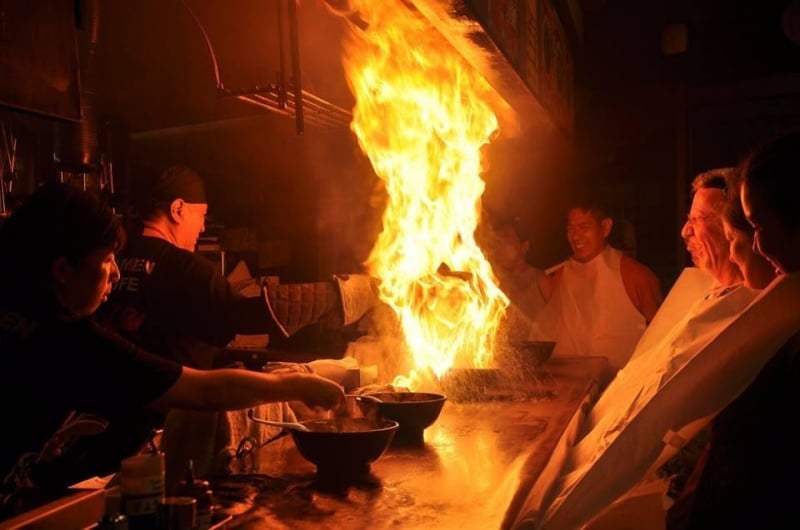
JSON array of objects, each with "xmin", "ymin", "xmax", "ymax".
[
  {"xmin": 90, "ymin": 0, "xmax": 800, "ymax": 136},
  {"xmin": 578, "ymin": 0, "xmax": 800, "ymax": 89},
  {"xmin": 3, "ymin": 0, "xmax": 799, "ymax": 279},
  {"xmin": 93, "ymin": 0, "xmax": 354, "ymax": 134},
  {"xmin": 570, "ymin": 0, "xmax": 800, "ymax": 166}
]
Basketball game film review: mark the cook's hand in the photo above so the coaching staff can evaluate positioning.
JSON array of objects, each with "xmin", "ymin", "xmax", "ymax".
[
  {"xmin": 333, "ymin": 273, "xmax": 381, "ymax": 326},
  {"xmin": 296, "ymin": 372, "xmax": 346, "ymax": 411}
]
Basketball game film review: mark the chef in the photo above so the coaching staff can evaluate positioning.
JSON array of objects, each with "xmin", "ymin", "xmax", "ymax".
[
  {"xmin": 0, "ymin": 183, "xmax": 345, "ymax": 519},
  {"xmin": 482, "ymin": 216, "xmax": 549, "ymax": 342}
]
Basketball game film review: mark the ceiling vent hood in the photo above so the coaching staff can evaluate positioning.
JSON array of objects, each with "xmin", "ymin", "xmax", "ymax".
[
  {"xmin": 404, "ymin": 0, "xmax": 574, "ymax": 141},
  {"xmin": 228, "ymin": 0, "xmax": 575, "ymax": 140},
  {"xmin": 95, "ymin": 0, "xmax": 574, "ymax": 142}
]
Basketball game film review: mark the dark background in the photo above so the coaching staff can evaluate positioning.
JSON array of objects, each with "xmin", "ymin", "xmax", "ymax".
[{"xmin": 1, "ymin": 0, "xmax": 799, "ymax": 291}]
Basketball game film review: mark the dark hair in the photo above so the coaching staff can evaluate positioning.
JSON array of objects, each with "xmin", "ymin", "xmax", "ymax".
[
  {"xmin": 721, "ymin": 167, "xmax": 752, "ymax": 233},
  {"xmin": 691, "ymin": 168, "xmax": 732, "ymax": 194},
  {"xmin": 567, "ymin": 195, "xmax": 611, "ymax": 223},
  {"xmin": 491, "ymin": 215, "xmax": 527, "ymax": 241},
  {"xmin": 132, "ymin": 164, "xmax": 207, "ymax": 220},
  {"xmin": 0, "ymin": 182, "xmax": 124, "ymax": 300},
  {"xmin": 740, "ymin": 130, "xmax": 800, "ymax": 230}
]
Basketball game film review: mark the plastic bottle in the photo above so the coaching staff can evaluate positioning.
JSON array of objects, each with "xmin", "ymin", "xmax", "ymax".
[
  {"xmin": 173, "ymin": 460, "xmax": 214, "ymax": 530},
  {"xmin": 119, "ymin": 451, "xmax": 166, "ymax": 530},
  {"xmin": 96, "ymin": 490, "xmax": 129, "ymax": 530}
]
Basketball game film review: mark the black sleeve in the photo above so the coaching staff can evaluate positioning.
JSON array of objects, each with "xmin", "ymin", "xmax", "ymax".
[
  {"xmin": 60, "ymin": 320, "xmax": 182, "ymax": 416},
  {"xmin": 159, "ymin": 251, "xmax": 280, "ymax": 346}
]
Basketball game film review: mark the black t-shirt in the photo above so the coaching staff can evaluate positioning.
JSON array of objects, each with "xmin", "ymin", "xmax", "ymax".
[
  {"xmin": 101, "ymin": 236, "xmax": 280, "ymax": 366},
  {"xmin": 0, "ymin": 304, "xmax": 181, "ymax": 505}
]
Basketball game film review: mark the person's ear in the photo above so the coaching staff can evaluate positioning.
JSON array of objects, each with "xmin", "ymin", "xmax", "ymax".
[
  {"xmin": 601, "ymin": 218, "xmax": 613, "ymax": 238},
  {"xmin": 168, "ymin": 198, "xmax": 185, "ymax": 223},
  {"xmin": 52, "ymin": 256, "xmax": 72, "ymax": 287}
]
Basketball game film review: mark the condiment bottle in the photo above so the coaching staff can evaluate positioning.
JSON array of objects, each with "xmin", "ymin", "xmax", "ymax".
[
  {"xmin": 96, "ymin": 490, "xmax": 129, "ymax": 530},
  {"xmin": 173, "ymin": 460, "xmax": 214, "ymax": 530},
  {"xmin": 157, "ymin": 496, "xmax": 196, "ymax": 530},
  {"xmin": 119, "ymin": 451, "xmax": 166, "ymax": 530}
]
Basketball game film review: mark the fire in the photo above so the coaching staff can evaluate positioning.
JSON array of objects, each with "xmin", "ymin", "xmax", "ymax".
[{"xmin": 340, "ymin": 0, "xmax": 509, "ymax": 387}]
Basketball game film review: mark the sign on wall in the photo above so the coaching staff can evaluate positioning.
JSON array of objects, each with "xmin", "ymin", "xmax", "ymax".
[
  {"xmin": 483, "ymin": 0, "xmax": 574, "ymax": 134},
  {"xmin": 536, "ymin": 0, "xmax": 574, "ymax": 134}
]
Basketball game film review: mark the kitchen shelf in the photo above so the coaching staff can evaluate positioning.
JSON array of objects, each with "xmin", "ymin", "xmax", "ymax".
[{"xmin": 225, "ymin": 85, "xmax": 352, "ymax": 130}]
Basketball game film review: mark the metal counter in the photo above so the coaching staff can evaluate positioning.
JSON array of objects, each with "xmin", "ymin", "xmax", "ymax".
[{"xmin": 213, "ymin": 357, "xmax": 607, "ymax": 530}]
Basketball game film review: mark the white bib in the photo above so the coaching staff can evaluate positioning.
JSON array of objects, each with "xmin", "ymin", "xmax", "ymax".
[{"xmin": 532, "ymin": 247, "xmax": 646, "ymax": 374}]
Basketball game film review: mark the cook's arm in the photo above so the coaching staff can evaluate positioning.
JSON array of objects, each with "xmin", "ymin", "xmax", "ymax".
[
  {"xmin": 150, "ymin": 366, "xmax": 345, "ymax": 412},
  {"xmin": 227, "ymin": 275, "xmax": 378, "ymax": 338}
]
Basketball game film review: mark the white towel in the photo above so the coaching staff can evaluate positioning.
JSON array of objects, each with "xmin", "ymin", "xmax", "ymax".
[{"xmin": 160, "ymin": 402, "xmax": 296, "ymax": 492}]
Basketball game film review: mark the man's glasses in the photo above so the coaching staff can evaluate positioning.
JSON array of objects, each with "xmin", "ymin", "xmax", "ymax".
[{"xmin": 685, "ymin": 213, "xmax": 716, "ymax": 226}]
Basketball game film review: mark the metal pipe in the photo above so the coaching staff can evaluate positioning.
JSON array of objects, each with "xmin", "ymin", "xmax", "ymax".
[
  {"xmin": 287, "ymin": 0, "xmax": 304, "ymax": 135},
  {"xmin": 276, "ymin": 0, "xmax": 289, "ymax": 109},
  {"xmin": 0, "ymin": 123, "xmax": 9, "ymax": 216},
  {"xmin": 243, "ymin": 91, "xmax": 351, "ymax": 128},
  {"xmin": 242, "ymin": 95, "xmax": 336, "ymax": 129},
  {"xmin": 179, "ymin": 0, "xmax": 224, "ymax": 90},
  {"xmin": 0, "ymin": 166, "xmax": 6, "ymax": 216}
]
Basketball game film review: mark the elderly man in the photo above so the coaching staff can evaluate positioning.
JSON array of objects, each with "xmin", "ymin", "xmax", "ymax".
[
  {"xmin": 522, "ymin": 167, "xmax": 789, "ymax": 530},
  {"xmin": 616, "ymin": 167, "xmax": 746, "ymax": 372},
  {"xmin": 530, "ymin": 197, "xmax": 662, "ymax": 377},
  {"xmin": 673, "ymin": 131, "xmax": 800, "ymax": 530},
  {"xmin": 680, "ymin": 168, "xmax": 743, "ymax": 294}
]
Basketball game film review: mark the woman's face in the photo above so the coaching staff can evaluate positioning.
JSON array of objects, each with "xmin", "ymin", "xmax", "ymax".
[
  {"xmin": 722, "ymin": 220, "xmax": 776, "ymax": 289},
  {"xmin": 741, "ymin": 180, "xmax": 799, "ymax": 275},
  {"xmin": 58, "ymin": 247, "xmax": 121, "ymax": 317}
]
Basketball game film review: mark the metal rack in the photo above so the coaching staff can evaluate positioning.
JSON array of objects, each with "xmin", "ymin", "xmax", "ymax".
[
  {"xmin": 181, "ymin": 0, "xmax": 352, "ymax": 135},
  {"xmin": 231, "ymin": 87, "xmax": 352, "ymax": 130}
]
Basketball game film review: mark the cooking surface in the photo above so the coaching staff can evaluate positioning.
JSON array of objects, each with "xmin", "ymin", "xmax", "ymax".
[{"xmin": 212, "ymin": 357, "xmax": 606, "ymax": 529}]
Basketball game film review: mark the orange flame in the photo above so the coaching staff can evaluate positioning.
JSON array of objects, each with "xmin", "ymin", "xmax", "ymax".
[{"xmin": 341, "ymin": 0, "xmax": 509, "ymax": 388}]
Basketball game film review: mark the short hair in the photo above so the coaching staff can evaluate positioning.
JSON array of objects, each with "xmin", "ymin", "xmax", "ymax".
[
  {"xmin": 0, "ymin": 182, "xmax": 124, "ymax": 299},
  {"xmin": 690, "ymin": 168, "xmax": 732, "ymax": 220},
  {"xmin": 691, "ymin": 167, "xmax": 733, "ymax": 194},
  {"xmin": 133, "ymin": 164, "xmax": 207, "ymax": 218},
  {"xmin": 567, "ymin": 195, "xmax": 611, "ymax": 223},
  {"xmin": 740, "ymin": 130, "xmax": 800, "ymax": 230},
  {"xmin": 491, "ymin": 215, "xmax": 527, "ymax": 242}
]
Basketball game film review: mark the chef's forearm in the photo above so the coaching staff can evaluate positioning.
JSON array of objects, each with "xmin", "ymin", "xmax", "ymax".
[
  {"xmin": 230, "ymin": 295, "xmax": 288, "ymax": 336},
  {"xmin": 154, "ymin": 368, "xmax": 316, "ymax": 411}
]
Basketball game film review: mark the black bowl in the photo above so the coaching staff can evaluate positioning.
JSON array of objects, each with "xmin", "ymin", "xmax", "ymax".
[
  {"xmin": 289, "ymin": 417, "xmax": 399, "ymax": 480},
  {"xmin": 507, "ymin": 340, "xmax": 556, "ymax": 367},
  {"xmin": 357, "ymin": 392, "xmax": 447, "ymax": 445}
]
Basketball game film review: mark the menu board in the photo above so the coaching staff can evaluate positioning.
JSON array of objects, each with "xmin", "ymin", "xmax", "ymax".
[
  {"xmin": 535, "ymin": 0, "xmax": 574, "ymax": 134},
  {"xmin": 478, "ymin": 0, "xmax": 574, "ymax": 134},
  {"xmin": 490, "ymin": 0, "xmax": 522, "ymax": 65}
]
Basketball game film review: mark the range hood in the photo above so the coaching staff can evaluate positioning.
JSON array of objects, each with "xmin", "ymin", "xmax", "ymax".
[
  {"xmin": 94, "ymin": 0, "xmax": 574, "ymax": 143},
  {"xmin": 406, "ymin": 0, "xmax": 572, "ymax": 139},
  {"xmin": 233, "ymin": 0, "xmax": 574, "ymax": 140}
]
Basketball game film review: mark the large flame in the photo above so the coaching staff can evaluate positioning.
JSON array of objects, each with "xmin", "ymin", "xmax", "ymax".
[{"xmin": 341, "ymin": 0, "xmax": 509, "ymax": 387}]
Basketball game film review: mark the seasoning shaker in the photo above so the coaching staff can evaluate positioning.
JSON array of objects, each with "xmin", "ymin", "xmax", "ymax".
[
  {"xmin": 96, "ymin": 489, "xmax": 129, "ymax": 530},
  {"xmin": 119, "ymin": 451, "xmax": 166, "ymax": 530},
  {"xmin": 173, "ymin": 459, "xmax": 214, "ymax": 530}
]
